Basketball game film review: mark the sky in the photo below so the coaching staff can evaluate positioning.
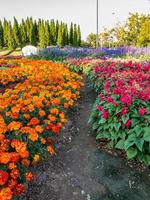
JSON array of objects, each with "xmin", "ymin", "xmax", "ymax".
[{"xmin": 0, "ymin": 0, "xmax": 149, "ymax": 40}]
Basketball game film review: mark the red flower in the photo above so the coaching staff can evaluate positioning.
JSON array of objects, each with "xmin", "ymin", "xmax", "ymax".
[
  {"xmin": 125, "ymin": 120, "xmax": 132, "ymax": 128},
  {"xmin": 97, "ymin": 105, "xmax": 103, "ymax": 111},
  {"xmin": 102, "ymin": 110, "xmax": 109, "ymax": 119},
  {"xmin": 121, "ymin": 107, "xmax": 128, "ymax": 116},
  {"xmin": 120, "ymin": 94, "xmax": 132, "ymax": 106},
  {"xmin": 138, "ymin": 107, "xmax": 147, "ymax": 116}
]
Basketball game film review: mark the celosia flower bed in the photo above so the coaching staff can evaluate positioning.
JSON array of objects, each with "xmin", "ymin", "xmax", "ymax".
[
  {"xmin": 88, "ymin": 60, "xmax": 150, "ymax": 166},
  {"xmin": 0, "ymin": 59, "xmax": 83, "ymax": 199}
]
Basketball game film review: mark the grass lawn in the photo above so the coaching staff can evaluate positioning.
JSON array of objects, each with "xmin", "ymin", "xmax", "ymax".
[{"xmin": 0, "ymin": 48, "xmax": 22, "ymax": 56}]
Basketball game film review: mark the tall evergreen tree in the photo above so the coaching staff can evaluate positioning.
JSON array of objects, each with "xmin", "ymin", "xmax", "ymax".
[
  {"xmin": 20, "ymin": 19, "xmax": 27, "ymax": 47},
  {"xmin": 57, "ymin": 22, "xmax": 63, "ymax": 47},
  {"xmin": 3, "ymin": 18, "xmax": 9, "ymax": 47},
  {"xmin": 45, "ymin": 20, "xmax": 50, "ymax": 46},
  {"xmin": 65, "ymin": 24, "xmax": 69, "ymax": 45},
  {"xmin": 0, "ymin": 20, "xmax": 4, "ymax": 48},
  {"xmin": 69, "ymin": 22, "xmax": 74, "ymax": 46},
  {"xmin": 49, "ymin": 19, "xmax": 56, "ymax": 45},
  {"xmin": 38, "ymin": 20, "xmax": 46, "ymax": 48},
  {"xmin": 73, "ymin": 24, "xmax": 78, "ymax": 46},
  {"xmin": 55, "ymin": 20, "xmax": 59, "ymax": 43},
  {"xmin": 7, "ymin": 22, "xmax": 16, "ymax": 49},
  {"xmin": 77, "ymin": 25, "xmax": 81, "ymax": 46},
  {"xmin": 13, "ymin": 17, "xmax": 21, "ymax": 47}
]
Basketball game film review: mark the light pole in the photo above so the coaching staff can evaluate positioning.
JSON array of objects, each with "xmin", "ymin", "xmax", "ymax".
[{"xmin": 96, "ymin": 0, "xmax": 99, "ymax": 48}]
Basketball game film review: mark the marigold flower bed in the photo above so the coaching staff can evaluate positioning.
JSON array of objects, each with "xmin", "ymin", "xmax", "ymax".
[{"xmin": 0, "ymin": 59, "xmax": 83, "ymax": 200}]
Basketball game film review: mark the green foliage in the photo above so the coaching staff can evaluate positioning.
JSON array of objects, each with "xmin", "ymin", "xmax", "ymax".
[
  {"xmin": 87, "ymin": 13, "xmax": 150, "ymax": 47},
  {"xmin": 0, "ymin": 18, "xmax": 82, "ymax": 49},
  {"xmin": 0, "ymin": 20, "xmax": 4, "ymax": 48},
  {"xmin": 69, "ymin": 22, "xmax": 74, "ymax": 45}
]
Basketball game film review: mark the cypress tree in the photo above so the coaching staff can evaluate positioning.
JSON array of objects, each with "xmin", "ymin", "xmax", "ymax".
[
  {"xmin": 3, "ymin": 18, "xmax": 9, "ymax": 47},
  {"xmin": 73, "ymin": 24, "xmax": 78, "ymax": 46},
  {"xmin": 0, "ymin": 20, "xmax": 4, "ymax": 48},
  {"xmin": 38, "ymin": 20, "xmax": 46, "ymax": 48},
  {"xmin": 49, "ymin": 19, "xmax": 56, "ymax": 45},
  {"xmin": 45, "ymin": 20, "xmax": 50, "ymax": 46},
  {"xmin": 55, "ymin": 20, "xmax": 59, "ymax": 43},
  {"xmin": 65, "ymin": 24, "xmax": 69, "ymax": 45},
  {"xmin": 20, "ymin": 19, "xmax": 27, "ymax": 47},
  {"xmin": 77, "ymin": 25, "xmax": 81, "ymax": 46},
  {"xmin": 30, "ymin": 20, "xmax": 37, "ymax": 46},
  {"xmin": 13, "ymin": 17, "xmax": 21, "ymax": 47},
  {"xmin": 7, "ymin": 22, "xmax": 16, "ymax": 50},
  {"xmin": 69, "ymin": 22, "xmax": 73, "ymax": 46},
  {"xmin": 57, "ymin": 22, "xmax": 63, "ymax": 47}
]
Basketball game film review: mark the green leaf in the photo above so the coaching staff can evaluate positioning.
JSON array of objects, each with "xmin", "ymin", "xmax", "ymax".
[
  {"xmin": 115, "ymin": 139, "xmax": 125, "ymax": 149},
  {"xmin": 124, "ymin": 139, "xmax": 135, "ymax": 150},
  {"xmin": 134, "ymin": 138, "xmax": 144, "ymax": 152},
  {"xmin": 96, "ymin": 133, "xmax": 104, "ymax": 139},
  {"xmin": 143, "ymin": 128, "xmax": 150, "ymax": 141},
  {"xmin": 142, "ymin": 155, "xmax": 150, "ymax": 166},
  {"xmin": 127, "ymin": 148, "xmax": 137, "ymax": 159},
  {"xmin": 114, "ymin": 123, "xmax": 121, "ymax": 132},
  {"xmin": 121, "ymin": 115, "xmax": 129, "ymax": 124},
  {"xmin": 133, "ymin": 125, "xmax": 142, "ymax": 136}
]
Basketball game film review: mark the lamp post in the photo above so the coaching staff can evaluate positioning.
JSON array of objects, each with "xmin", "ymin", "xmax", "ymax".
[{"xmin": 96, "ymin": 0, "xmax": 99, "ymax": 48}]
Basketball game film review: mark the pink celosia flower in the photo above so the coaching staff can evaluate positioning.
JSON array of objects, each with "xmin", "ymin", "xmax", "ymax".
[
  {"xmin": 102, "ymin": 110, "xmax": 109, "ymax": 119},
  {"xmin": 121, "ymin": 107, "xmax": 128, "ymax": 116},
  {"xmin": 138, "ymin": 107, "xmax": 147, "ymax": 116},
  {"xmin": 125, "ymin": 119, "xmax": 132, "ymax": 128},
  {"xmin": 120, "ymin": 94, "xmax": 132, "ymax": 106}
]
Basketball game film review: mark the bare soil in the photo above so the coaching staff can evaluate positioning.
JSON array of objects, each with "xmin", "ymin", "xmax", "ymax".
[{"xmin": 19, "ymin": 78, "xmax": 150, "ymax": 200}]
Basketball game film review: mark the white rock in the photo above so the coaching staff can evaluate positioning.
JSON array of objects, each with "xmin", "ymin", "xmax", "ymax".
[{"xmin": 22, "ymin": 45, "xmax": 39, "ymax": 57}]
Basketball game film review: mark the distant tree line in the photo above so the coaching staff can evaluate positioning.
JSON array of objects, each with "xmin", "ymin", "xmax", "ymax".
[
  {"xmin": 0, "ymin": 17, "xmax": 82, "ymax": 49},
  {"xmin": 87, "ymin": 13, "xmax": 150, "ymax": 48}
]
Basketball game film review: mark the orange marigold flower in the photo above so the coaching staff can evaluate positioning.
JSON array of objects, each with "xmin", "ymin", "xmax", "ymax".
[
  {"xmin": 39, "ymin": 110, "xmax": 46, "ymax": 117},
  {"xmin": 8, "ymin": 178, "xmax": 17, "ymax": 189},
  {"xmin": 47, "ymin": 145, "xmax": 55, "ymax": 155},
  {"xmin": 0, "ymin": 153, "xmax": 10, "ymax": 164},
  {"xmin": 8, "ymin": 121, "xmax": 22, "ymax": 131},
  {"xmin": 11, "ymin": 140, "xmax": 27, "ymax": 153},
  {"xmin": 19, "ymin": 150, "xmax": 29, "ymax": 159},
  {"xmin": 48, "ymin": 114, "xmax": 56, "ymax": 122},
  {"xmin": 13, "ymin": 183, "xmax": 25, "ymax": 196},
  {"xmin": 21, "ymin": 159, "xmax": 30, "ymax": 167},
  {"xmin": 10, "ymin": 152, "xmax": 20, "ymax": 163},
  {"xmin": 26, "ymin": 172, "xmax": 33, "ymax": 182},
  {"xmin": 8, "ymin": 163, "xmax": 17, "ymax": 170},
  {"xmin": 0, "ymin": 170, "xmax": 9, "ymax": 185},
  {"xmin": 40, "ymin": 137, "xmax": 46, "ymax": 144},
  {"xmin": 32, "ymin": 154, "xmax": 40, "ymax": 164},
  {"xmin": 10, "ymin": 168, "xmax": 20, "ymax": 179},
  {"xmin": 0, "ymin": 187, "xmax": 12, "ymax": 200},
  {"xmin": 35, "ymin": 125, "xmax": 43, "ymax": 133},
  {"xmin": 28, "ymin": 132, "xmax": 39, "ymax": 142},
  {"xmin": 29, "ymin": 117, "xmax": 40, "ymax": 125}
]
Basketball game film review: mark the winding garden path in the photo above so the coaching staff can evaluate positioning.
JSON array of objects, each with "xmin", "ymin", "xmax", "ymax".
[{"xmin": 20, "ymin": 78, "xmax": 150, "ymax": 200}]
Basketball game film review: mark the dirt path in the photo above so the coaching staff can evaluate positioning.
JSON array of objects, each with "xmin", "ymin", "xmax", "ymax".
[{"xmin": 20, "ymin": 78, "xmax": 150, "ymax": 200}]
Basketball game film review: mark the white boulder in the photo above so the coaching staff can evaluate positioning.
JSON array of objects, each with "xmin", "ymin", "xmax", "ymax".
[{"xmin": 22, "ymin": 45, "xmax": 39, "ymax": 57}]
